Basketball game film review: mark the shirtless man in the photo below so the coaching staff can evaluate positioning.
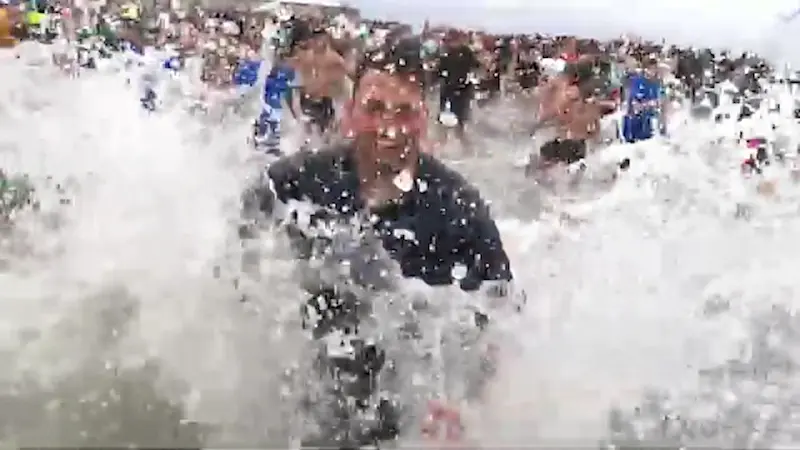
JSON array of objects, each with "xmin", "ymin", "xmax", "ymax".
[
  {"xmin": 288, "ymin": 28, "xmax": 350, "ymax": 137},
  {"xmin": 530, "ymin": 62, "xmax": 616, "ymax": 173}
]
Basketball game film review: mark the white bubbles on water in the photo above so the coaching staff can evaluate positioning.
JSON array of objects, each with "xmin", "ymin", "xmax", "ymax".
[{"xmin": 4, "ymin": 42, "xmax": 800, "ymax": 449}]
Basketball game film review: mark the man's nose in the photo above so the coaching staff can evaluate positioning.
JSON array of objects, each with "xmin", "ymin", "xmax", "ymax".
[{"xmin": 376, "ymin": 114, "xmax": 409, "ymax": 132}]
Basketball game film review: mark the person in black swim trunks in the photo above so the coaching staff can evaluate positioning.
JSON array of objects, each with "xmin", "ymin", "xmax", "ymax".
[
  {"xmin": 530, "ymin": 58, "xmax": 616, "ymax": 173},
  {"xmin": 538, "ymin": 138, "xmax": 587, "ymax": 167}
]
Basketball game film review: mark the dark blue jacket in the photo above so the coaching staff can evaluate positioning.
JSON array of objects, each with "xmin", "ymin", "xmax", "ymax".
[
  {"xmin": 622, "ymin": 73, "xmax": 663, "ymax": 143},
  {"xmin": 259, "ymin": 145, "xmax": 512, "ymax": 291}
]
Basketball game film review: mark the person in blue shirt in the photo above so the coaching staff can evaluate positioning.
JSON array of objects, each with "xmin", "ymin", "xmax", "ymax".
[
  {"xmin": 253, "ymin": 58, "xmax": 296, "ymax": 154},
  {"xmin": 622, "ymin": 59, "xmax": 664, "ymax": 143},
  {"xmin": 230, "ymin": 53, "xmax": 263, "ymax": 117},
  {"xmin": 233, "ymin": 56, "xmax": 261, "ymax": 90},
  {"xmin": 138, "ymin": 47, "xmax": 183, "ymax": 112},
  {"xmin": 162, "ymin": 54, "xmax": 181, "ymax": 73}
]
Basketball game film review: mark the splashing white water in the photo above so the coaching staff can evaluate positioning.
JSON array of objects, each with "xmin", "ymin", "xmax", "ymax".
[
  {"xmin": 472, "ymin": 117, "xmax": 800, "ymax": 445},
  {"xmin": 4, "ymin": 43, "xmax": 800, "ymax": 448}
]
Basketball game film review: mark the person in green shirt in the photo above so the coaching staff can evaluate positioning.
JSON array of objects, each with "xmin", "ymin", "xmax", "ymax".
[
  {"xmin": 0, "ymin": 171, "xmax": 36, "ymax": 221},
  {"xmin": 96, "ymin": 18, "xmax": 119, "ymax": 50}
]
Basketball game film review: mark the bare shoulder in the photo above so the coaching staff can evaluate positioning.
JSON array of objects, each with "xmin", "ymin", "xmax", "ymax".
[
  {"xmin": 325, "ymin": 48, "xmax": 346, "ymax": 67},
  {"xmin": 292, "ymin": 50, "xmax": 312, "ymax": 66}
]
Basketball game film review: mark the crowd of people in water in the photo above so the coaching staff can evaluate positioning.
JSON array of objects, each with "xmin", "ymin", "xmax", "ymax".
[
  {"xmin": 3, "ymin": 1, "xmax": 800, "ymax": 447},
  {"xmin": 0, "ymin": 0, "xmax": 781, "ymax": 161}
]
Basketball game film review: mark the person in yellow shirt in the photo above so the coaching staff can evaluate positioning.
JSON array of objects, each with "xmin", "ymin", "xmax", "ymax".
[
  {"xmin": 24, "ymin": 5, "xmax": 47, "ymax": 39},
  {"xmin": 120, "ymin": 2, "xmax": 140, "ymax": 23}
]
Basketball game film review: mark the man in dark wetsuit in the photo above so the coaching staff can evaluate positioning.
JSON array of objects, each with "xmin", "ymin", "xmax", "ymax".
[{"xmin": 241, "ymin": 39, "xmax": 514, "ymax": 448}]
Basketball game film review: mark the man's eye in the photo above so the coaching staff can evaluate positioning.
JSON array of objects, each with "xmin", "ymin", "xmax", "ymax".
[
  {"xmin": 377, "ymin": 162, "xmax": 402, "ymax": 176},
  {"xmin": 365, "ymin": 99, "xmax": 384, "ymax": 114},
  {"xmin": 364, "ymin": 99, "xmax": 417, "ymax": 117}
]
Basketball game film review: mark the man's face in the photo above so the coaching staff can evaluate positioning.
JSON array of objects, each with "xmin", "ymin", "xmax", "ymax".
[
  {"xmin": 644, "ymin": 61, "xmax": 658, "ymax": 78},
  {"xmin": 310, "ymin": 33, "xmax": 327, "ymax": 53},
  {"xmin": 564, "ymin": 84, "xmax": 580, "ymax": 101},
  {"xmin": 346, "ymin": 70, "xmax": 427, "ymax": 207}
]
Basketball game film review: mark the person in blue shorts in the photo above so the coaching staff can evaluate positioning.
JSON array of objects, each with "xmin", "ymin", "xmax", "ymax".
[{"xmin": 253, "ymin": 55, "xmax": 296, "ymax": 154}]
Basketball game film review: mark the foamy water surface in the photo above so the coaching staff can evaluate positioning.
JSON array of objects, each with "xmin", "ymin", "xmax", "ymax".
[{"xmin": 3, "ymin": 43, "xmax": 800, "ymax": 449}]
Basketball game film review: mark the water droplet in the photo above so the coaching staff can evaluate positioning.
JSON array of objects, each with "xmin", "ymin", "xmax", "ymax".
[
  {"xmin": 451, "ymin": 263, "xmax": 467, "ymax": 280},
  {"xmin": 393, "ymin": 168, "xmax": 413, "ymax": 192}
]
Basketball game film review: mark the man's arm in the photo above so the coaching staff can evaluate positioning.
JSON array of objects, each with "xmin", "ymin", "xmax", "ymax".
[
  {"xmin": 284, "ymin": 71, "xmax": 300, "ymax": 117},
  {"xmin": 452, "ymin": 184, "xmax": 513, "ymax": 292},
  {"xmin": 284, "ymin": 59, "xmax": 305, "ymax": 117},
  {"xmin": 451, "ymin": 182, "xmax": 522, "ymax": 318},
  {"xmin": 240, "ymin": 149, "xmax": 352, "ymax": 255},
  {"xmin": 284, "ymin": 50, "xmax": 305, "ymax": 71},
  {"xmin": 239, "ymin": 151, "xmax": 307, "ymax": 239},
  {"xmin": 340, "ymin": 48, "xmax": 358, "ymax": 80}
]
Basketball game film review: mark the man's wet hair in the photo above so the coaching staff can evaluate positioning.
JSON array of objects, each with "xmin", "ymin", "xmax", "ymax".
[
  {"xmin": 563, "ymin": 58, "xmax": 604, "ymax": 99},
  {"xmin": 595, "ymin": 56, "xmax": 613, "ymax": 77},
  {"xmin": 564, "ymin": 59, "xmax": 594, "ymax": 84},
  {"xmin": 287, "ymin": 17, "xmax": 312, "ymax": 54},
  {"xmin": 356, "ymin": 38, "xmax": 425, "ymax": 90}
]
